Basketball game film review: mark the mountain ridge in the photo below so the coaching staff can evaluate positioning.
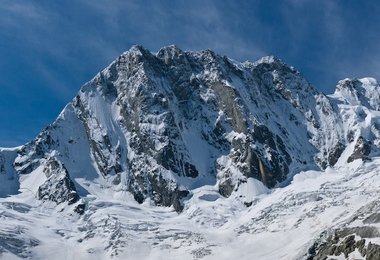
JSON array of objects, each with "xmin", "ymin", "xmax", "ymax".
[{"xmin": 1, "ymin": 45, "xmax": 380, "ymax": 211}]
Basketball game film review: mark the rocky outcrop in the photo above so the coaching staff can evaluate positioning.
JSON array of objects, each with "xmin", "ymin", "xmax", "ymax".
[
  {"xmin": 347, "ymin": 136, "xmax": 371, "ymax": 163},
  {"xmin": 327, "ymin": 141, "xmax": 346, "ymax": 166},
  {"xmin": 127, "ymin": 171, "xmax": 189, "ymax": 212},
  {"xmin": 308, "ymin": 225, "xmax": 380, "ymax": 260},
  {"xmin": 38, "ymin": 157, "xmax": 80, "ymax": 205}
]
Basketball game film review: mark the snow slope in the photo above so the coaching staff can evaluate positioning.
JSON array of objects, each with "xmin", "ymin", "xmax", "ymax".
[{"xmin": 1, "ymin": 157, "xmax": 380, "ymax": 259}]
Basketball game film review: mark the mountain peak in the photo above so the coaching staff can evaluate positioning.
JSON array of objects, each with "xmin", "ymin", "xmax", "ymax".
[
  {"xmin": 358, "ymin": 77, "xmax": 378, "ymax": 86},
  {"xmin": 241, "ymin": 55, "xmax": 298, "ymax": 78},
  {"xmin": 254, "ymin": 55, "xmax": 284, "ymax": 65},
  {"xmin": 127, "ymin": 44, "xmax": 150, "ymax": 54},
  {"xmin": 336, "ymin": 77, "xmax": 379, "ymax": 91},
  {"xmin": 333, "ymin": 77, "xmax": 380, "ymax": 110},
  {"xmin": 156, "ymin": 44, "xmax": 183, "ymax": 56},
  {"xmin": 156, "ymin": 45, "xmax": 186, "ymax": 65},
  {"xmin": 117, "ymin": 44, "xmax": 154, "ymax": 63}
]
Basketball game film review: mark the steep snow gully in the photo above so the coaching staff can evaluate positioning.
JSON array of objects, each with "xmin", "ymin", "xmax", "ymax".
[{"xmin": 1, "ymin": 45, "xmax": 380, "ymax": 259}]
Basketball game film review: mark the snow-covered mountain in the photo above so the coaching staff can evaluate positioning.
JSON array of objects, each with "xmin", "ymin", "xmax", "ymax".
[{"xmin": 1, "ymin": 45, "xmax": 380, "ymax": 259}]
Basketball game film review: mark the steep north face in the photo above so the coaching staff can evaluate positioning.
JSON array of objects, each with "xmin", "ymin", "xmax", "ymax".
[{"xmin": 1, "ymin": 45, "xmax": 380, "ymax": 212}]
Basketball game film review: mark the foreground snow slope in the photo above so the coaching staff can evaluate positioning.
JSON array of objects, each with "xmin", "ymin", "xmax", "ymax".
[
  {"xmin": 1, "ymin": 158, "xmax": 380, "ymax": 259},
  {"xmin": 1, "ymin": 45, "xmax": 380, "ymax": 259}
]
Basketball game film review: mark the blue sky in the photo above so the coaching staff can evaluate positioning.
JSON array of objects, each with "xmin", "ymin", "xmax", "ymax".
[{"xmin": 1, "ymin": 0, "xmax": 380, "ymax": 147}]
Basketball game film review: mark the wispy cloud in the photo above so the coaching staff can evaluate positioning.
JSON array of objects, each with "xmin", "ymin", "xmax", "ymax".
[
  {"xmin": 0, "ymin": 1, "xmax": 123, "ymax": 101},
  {"xmin": 0, "ymin": 1, "xmax": 46, "ymax": 23},
  {"xmin": 275, "ymin": 0, "xmax": 380, "ymax": 92},
  {"xmin": 77, "ymin": 0, "xmax": 266, "ymax": 60},
  {"xmin": 176, "ymin": 1, "xmax": 266, "ymax": 60},
  {"xmin": 1, "ymin": 0, "xmax": 380, "ymax": 146}
]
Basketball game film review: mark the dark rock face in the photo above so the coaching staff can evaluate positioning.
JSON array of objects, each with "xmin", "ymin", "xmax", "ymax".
[
  {"xmin": 218, "ymin": 178, "xmax": 234, "ymax": 197},
  {"xmin": 347, "ymin": 136, "xmax": 371, "ymax": 163},
  {"xmin": 127, "ymin": 172, "xmax": 189, "ymax": 212},
  {"xmin": 73, "ymin": 46, "xmax": 310, "ymax": 207},
  {"xmin": 308, "ymin": 227, "xmax": 380, "ymax": 260},
  {"xmin": 366, "ymin": 243, "xmax": 380, "ymax": 260},
  {"xmin": 327, "ymin": 141, "xmax": 346, "ymax": 166},
  {"xmin": 73, "ymin": 202, "xmax": 86, "ymax": 215},
  {"xmin": 38, "ymin": 157, "xmax": 80, "ymax": 205}
]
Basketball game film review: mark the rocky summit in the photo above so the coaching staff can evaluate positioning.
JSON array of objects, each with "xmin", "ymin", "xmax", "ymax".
[{"xmin": 1, "ymin": 45, "xmax": 380, "ymax": 259}]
